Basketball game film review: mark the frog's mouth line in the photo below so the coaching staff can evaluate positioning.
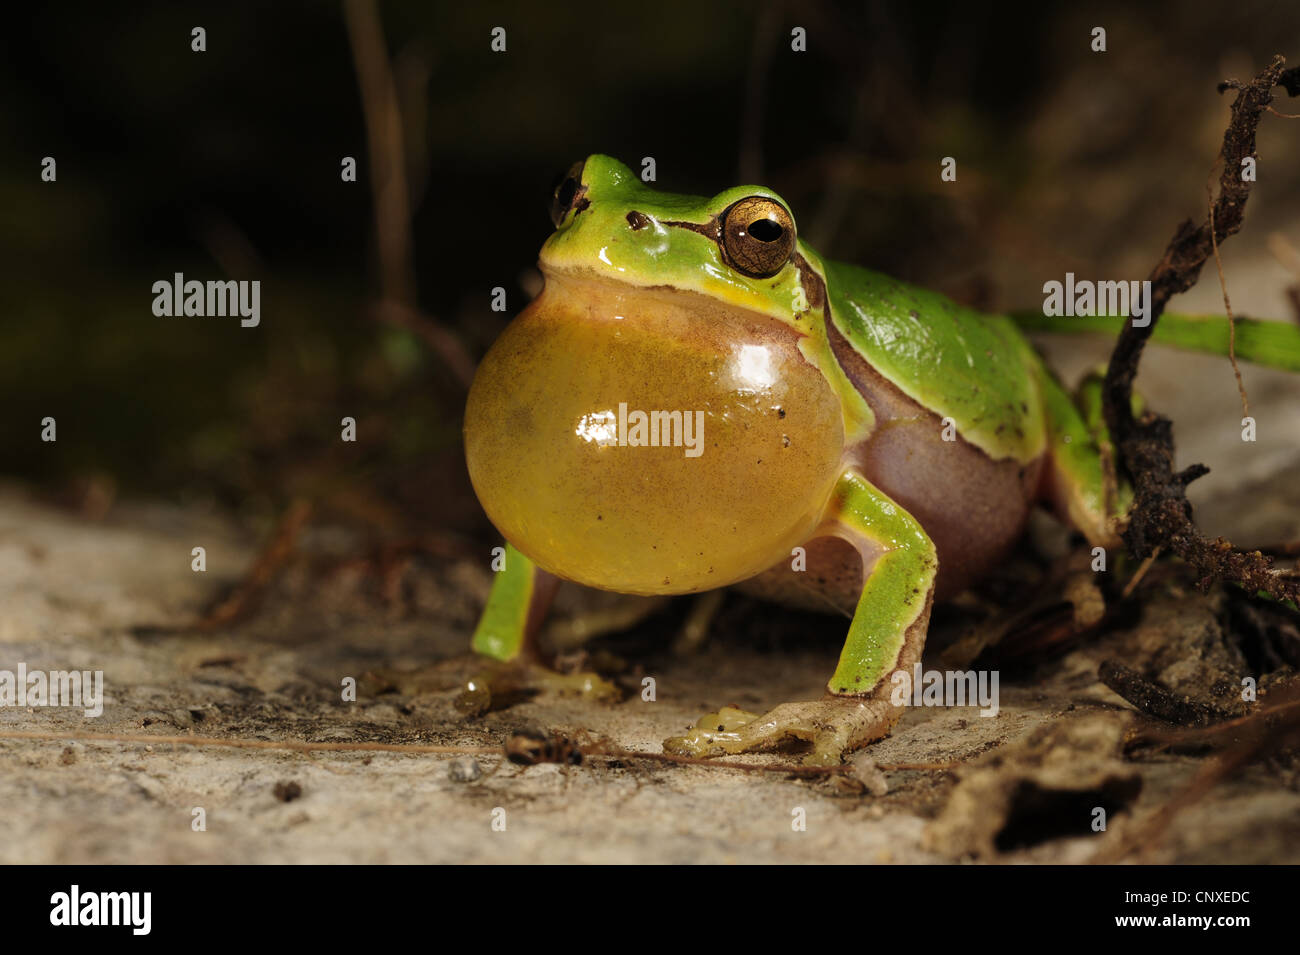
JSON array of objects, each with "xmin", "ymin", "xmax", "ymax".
[
  {"xmin": 534, "ymin": 264, "xmax": 811, "ymax": 348},
  {"xmin": 544, "ymin": 207, "xmax": 834, "ymax": 335}
]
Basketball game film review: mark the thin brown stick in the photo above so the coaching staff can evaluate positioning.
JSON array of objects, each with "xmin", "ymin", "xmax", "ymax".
[
  {"xmin": 344, "ymin": 0, "xmax": 414, "ymax": 307},
  {"xmin": 1206, "ymin": 183, "xmax": 1250, "ymax": 418},
  {"xmin": 1121, "ymin": 548, "xmax": 1161, "ymax": 599},
  {"xmin": 606, "ymin": 750, "xmax": 847, "ymax": 776},
  {"xmin": 1134, "ymin": 697, "xmax": 1300, "ymax": 742},
  {"xmin": 344, "ymin": 0, "xmax": 475, "ymax": 390},
  {"xmin": 599, "ymin": 750, "xmax": 957, "ymax": 776},
  {"xmin": 197, "ymin": 498, "xmax": 313, "ymax": 631},
  {"xmin": 1098, "ymin": 660, "xmax": 1233, "ymax": 727},
  {"xmin": 0, "ymin": 728, "xmax": 958, "ymax": 777},
  {"xmin": 0, "ymin": 728, "xmax": 496, "ymax": 755}
]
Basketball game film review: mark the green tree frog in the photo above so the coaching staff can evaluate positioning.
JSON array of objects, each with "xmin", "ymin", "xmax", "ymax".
[{"xmin": 460, "ymin": 154, "xmax": 1275, "ymax": 764}]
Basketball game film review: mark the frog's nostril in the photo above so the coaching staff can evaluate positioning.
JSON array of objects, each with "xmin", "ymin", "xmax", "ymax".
[{"xmin": 626, "ymin": 210, "xmax": 650, "ymax": 231}]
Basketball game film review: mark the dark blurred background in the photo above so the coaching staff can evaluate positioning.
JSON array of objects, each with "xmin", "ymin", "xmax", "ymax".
[{"xmin": 3, "ymin": 0, "xmax": 1298, "ymax": 548}]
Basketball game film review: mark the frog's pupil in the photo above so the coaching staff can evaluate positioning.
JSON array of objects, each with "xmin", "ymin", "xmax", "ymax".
[{"xmin": 748, "ymin": 219, "xmax": 783, "ymax": 242}]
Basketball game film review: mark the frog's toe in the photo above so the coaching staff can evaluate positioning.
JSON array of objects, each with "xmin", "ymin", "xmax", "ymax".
[
  {"xmin": 454, "ymin": 659, "xmax": 622, "ymax": 717},
  {"xmin": 661, "ymin": 705, "xmax": 763, "ymax": 757},
  {"xmin": 663, "ymin": 697, "xmax": 901, "ymax": 765}
]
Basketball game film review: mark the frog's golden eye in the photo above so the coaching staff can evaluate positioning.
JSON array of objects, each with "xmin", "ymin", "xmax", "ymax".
[
  {"xmin": 719, "ymin": 196, "xmax": 796, "ymax": 278},
  {"xmin": 549, "ymin": 160, "xmax": 587, "ymax": 227}
]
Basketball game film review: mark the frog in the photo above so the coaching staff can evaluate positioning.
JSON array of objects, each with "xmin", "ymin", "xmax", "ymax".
[{"xmin": 460, "ymin": 154, "xmax": 1290, "ymax": 765}]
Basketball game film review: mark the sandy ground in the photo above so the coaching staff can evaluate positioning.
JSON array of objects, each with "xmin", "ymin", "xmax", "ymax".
[{"xmin": 2, "ymin": 424, "xmax": 1298, "ymax": 864}]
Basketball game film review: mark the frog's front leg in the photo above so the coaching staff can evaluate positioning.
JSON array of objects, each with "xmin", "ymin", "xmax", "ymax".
[
  {"xmin": 471, "ymin": 542, "xmax": 560, "ymax": 662},
  {"xmin": 469, "ymin": 543, "xmax": 621, "ymax": 704},
  {"xmin": 664, "ymin": 469, "xmax": 937, "ymax": 765}
]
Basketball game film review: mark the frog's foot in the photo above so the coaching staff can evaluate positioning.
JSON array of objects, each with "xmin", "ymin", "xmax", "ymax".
[
  {"xmin": 455, "ymin": 658, "xmax": 622, "ymax": 717},
  {"xmin": 544, "ymin": 596, "xmax": 671, "ymax": 651},
  {"xmin": 663, "ymin": 695, "xmax": 903, "ymax": 766},
  {"xmin": 527, "ymin": 661, "xmax": 623, "ymax": 703}
]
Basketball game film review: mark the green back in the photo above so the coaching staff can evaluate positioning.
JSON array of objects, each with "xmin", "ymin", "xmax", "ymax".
[{"xmin": 824, "ymin": 260, "xmax": 1046, "ymax": 463}]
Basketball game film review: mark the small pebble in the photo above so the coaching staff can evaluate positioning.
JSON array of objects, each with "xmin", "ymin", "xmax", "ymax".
[
  {"xmin": 448, "ymin": 757, "xmax": 482, "ymax": 783},
  {"xmin": 850, "ymin": 752, "xmax": 889, "ymax": 796},
  {"xmin": 454, "ymin": 680, "xmax": 491, "ymax": 718},
  {"xmin": 273, "ymin": 781, "xmax": 303, "ymax": 802}
]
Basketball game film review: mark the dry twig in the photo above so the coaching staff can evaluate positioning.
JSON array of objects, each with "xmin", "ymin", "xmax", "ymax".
[{"xmin": 1102, "ymin": 55, "xmax": 1299, "ymax": 603}]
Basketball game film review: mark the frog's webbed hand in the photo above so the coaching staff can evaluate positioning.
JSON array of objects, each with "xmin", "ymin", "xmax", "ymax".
[
  {"xmin": 1037, "ymin": 361, "xmax": 1131, "ymax": 549},
  {"xmin": 663, "ymin": 470, "xmax": 937, "ymax": 765}
]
